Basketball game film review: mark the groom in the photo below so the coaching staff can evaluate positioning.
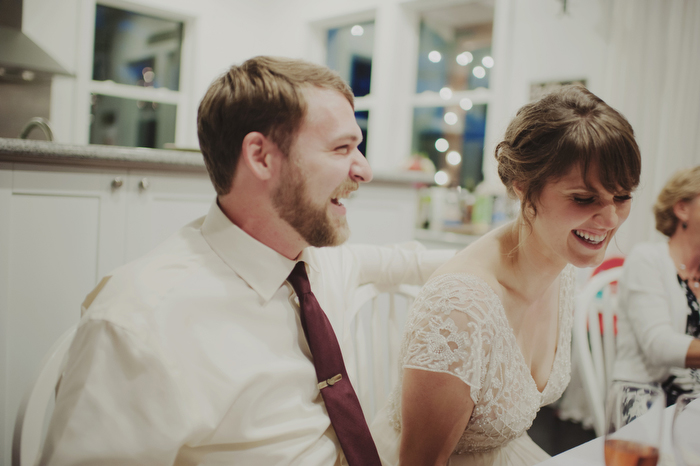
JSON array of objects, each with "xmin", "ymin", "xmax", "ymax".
[{"xmin": 38, "ymin": 56, "xmax": 452, "ymax": 465}]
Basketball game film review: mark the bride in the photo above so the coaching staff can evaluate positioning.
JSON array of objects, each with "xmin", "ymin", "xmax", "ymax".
[{"xmin": 370, "ymin": 85, "xmax": 641, "ymax": 466}]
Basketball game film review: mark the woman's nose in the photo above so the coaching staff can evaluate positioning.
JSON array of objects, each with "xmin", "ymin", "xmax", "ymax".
[{"xmin": 595, "ymin": 203, "xmax": 619, "ymax": 228}]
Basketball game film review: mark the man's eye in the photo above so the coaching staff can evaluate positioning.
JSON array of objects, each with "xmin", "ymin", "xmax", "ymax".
[
  {"xmin": 573, "ymin": 197, "xmax": 595, "ymax": 205},
  {"xmin": 614, "ymin": 195, "xmax": 632, "ymax": 202},
  {"xmin": 335, "ymin": 145, "xmax": 349, "ymax": 153}
]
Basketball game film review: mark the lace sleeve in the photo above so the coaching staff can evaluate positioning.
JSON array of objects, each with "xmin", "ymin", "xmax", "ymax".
[{"xmin": 401, "ymin": 274, "xmax": 500, "ymax": 405}]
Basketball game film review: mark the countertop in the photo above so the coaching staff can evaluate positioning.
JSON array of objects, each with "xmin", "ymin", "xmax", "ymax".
[
  {"xmin": 0, "ymin": 138, "xmax": 435, "ymax": 185},
  {"xmin": 0, "ymin": 138, "xmax": 207, "ymax": 172}
]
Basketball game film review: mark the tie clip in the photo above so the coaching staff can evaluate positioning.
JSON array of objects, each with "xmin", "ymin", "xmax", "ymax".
[{"xmin": 318, "ymin": 374, "xmax": 342, "ymax": 390}]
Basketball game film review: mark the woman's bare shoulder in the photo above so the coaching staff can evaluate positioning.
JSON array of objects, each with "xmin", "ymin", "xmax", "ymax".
[{"xmin": 430, "ymin": 227, "xmax": 508, "ymax": 293}]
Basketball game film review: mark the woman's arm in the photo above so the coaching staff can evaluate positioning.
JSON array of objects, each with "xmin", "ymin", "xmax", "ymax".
[
  {"xmin": 685, "ymin": 339, "xmax": 700, "ymax": 368},
  {"xmin": 623, "ymin": 249, "xmax": 694, "ymax": 368},
  {"xmin": 399, "ymin": 368, "xmax": 473, "ymax": 466}
]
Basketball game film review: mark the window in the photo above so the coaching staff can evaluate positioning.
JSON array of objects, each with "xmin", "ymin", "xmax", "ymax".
[
  {"xmin": 319, "ymin": 3, "xmax": 494, "ymax": 185},
  {"xmin": 412, "ymin": 3, "xmax": 494, "ymax": 188},
  {"xmin": 326, "ymin": 20, "xmax": 375, "ymax": 156},
  {"xmin": 88, "ymin": 4, "xmax": 185, "ymax": 148},
  {"xmin": 412, "ymin": 103, "xmax": 487, "ymax": 191},
  {"xmin": 327, "ymin": 21, "xmax": 375, "ymax": 98}
]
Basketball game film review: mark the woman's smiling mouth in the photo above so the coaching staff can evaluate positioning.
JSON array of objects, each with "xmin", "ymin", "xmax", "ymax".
[{"xmin": 573, "ymin": 229, "xmax": 608, "ymax": 245}]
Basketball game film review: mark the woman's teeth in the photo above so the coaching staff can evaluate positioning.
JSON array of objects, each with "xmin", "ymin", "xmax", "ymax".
[{"xmin": 574, "ymin": 230, "xmax": 606, "ymax": 244}]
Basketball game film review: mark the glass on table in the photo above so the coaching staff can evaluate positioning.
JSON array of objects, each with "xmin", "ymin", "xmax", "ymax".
[
  {"xmin": 604, "ymin": 382, "xmax": 665, "ymax": 466},
  {"xmin": 672, "ymin": 391, "xmax": 700, "ymax": 466}
]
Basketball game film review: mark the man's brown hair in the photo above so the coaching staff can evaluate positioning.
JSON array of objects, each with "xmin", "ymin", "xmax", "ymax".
[
  {"xmin": 496, "ymin": 85, "xmax": 641, "ymax": 222},
  {"xmin": 197, "ymin": 56, "xmax": 354, "ymax": 195}
]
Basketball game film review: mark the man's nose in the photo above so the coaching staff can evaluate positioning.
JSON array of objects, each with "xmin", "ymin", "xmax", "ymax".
[{"xmin": 350, "ymin": 149, "xmax": 373, "ymax": 183}]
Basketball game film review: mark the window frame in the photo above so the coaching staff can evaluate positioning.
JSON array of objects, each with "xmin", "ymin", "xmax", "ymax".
[
  {"xmin": 74, "ymin": 0, "xmax": 195, "ymax": 148},
  {"xmin": 311, "ymin": 0, "xmax": 499, "ymax": 185}
]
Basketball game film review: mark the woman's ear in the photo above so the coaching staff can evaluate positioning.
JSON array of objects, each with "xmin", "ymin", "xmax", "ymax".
[
  {"xmin": 673, "ymin": 200, "xmax": 690, "ymax": 225},
  {"xmin": 240, "ymin": 132, "xmax": 281, "ymax": 181},
  {"xmin": 512, "ymin": 182, "xmax": 525, "ymax": 202}
]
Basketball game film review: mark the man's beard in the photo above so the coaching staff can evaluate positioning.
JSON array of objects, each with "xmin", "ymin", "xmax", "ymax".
[{"xmin": 272, "ymin": 159, "xmax": 357, "ymax": 248}]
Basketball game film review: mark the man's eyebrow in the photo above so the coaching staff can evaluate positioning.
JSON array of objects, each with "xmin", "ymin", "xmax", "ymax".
[{"xmin": 331, "ymin": 134, "xmax": 362, "ymax": 144}]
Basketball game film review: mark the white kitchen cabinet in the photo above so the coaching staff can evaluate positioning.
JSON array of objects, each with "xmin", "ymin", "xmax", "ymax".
[
  {"xmin": 0, "ymin": 163, "xmax": 215, "ymax": 466},
  {"xmin": 0, "ymin": 164, "xmax": 128, "ymax": 463},
  {"xmin": 0, "ymin": 163, "xmax": 12, "ymax": 466},
  {"xmin": 124, "ymin": 171, "xmax": 214, "ymax": 262}
]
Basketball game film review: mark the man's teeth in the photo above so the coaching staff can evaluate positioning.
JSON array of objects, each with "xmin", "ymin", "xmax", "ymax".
[{"xmin": 574, "ymin": 230, "xmax": 606, "ymax": 244}]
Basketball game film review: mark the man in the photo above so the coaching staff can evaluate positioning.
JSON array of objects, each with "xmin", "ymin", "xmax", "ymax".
[{"xmin": 39, "ymin": 56, "xmax": 450, "ymax": 465}]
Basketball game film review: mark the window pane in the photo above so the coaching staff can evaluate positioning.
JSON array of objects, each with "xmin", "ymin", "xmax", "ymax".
[
  {"xmin": 416, "ymin": 4, "xmax": 494, "ymax": 93},
  {"xmin": 355, "ymin": 110, "xmax": 369, "ymax": 156},
  {"xmin": 89, "ymin": 94, "xmax": 177, "ymax": 149},
  {"xmin": 93, "ymin": 5, "xmax": 183, "ymax": 91},
  {"xmin": 327, "ymin": 21, "xmax": 375, "ymax": 97},
  {"xmin": 411, "ymin": 104, "xmax": 487, "ymax": 190}
]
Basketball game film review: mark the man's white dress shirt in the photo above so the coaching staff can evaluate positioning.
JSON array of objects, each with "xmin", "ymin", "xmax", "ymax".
[
  {"xmin": 39, "ymin": 202, "xmax": 452, "ymax": 466},
  {"xmin": 613, "ymin": 241, "xmax": 695, "ymax": 384}
]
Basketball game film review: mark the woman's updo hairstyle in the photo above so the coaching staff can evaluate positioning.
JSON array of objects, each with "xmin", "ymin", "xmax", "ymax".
[
  {"xmin": 653, "ymin": 166, "xmax": 700, "ymax": 237},
  {"xmin": 495, "ymin": 85, "xmax": 641, "ymax": 223}
]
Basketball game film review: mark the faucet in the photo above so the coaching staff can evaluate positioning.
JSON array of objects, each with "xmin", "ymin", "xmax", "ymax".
[{"xmin": 19, "ymin": 117, "xmax": 54, "ymax": 141}]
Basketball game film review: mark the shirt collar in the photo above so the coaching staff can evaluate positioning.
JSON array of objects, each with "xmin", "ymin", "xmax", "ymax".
[{"xmin": 200, "ymin": 201, "xmax": 319, "ymax": 302}]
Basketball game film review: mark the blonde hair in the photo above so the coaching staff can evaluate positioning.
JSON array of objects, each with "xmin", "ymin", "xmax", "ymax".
[
  {"xmin": 197, "ymin": 56, "xmax": 354, "ymax": 195},
  {"xmin": 496, "ymin": 85, "xmax": 641, "ymax": 224},
  {"xmin": 654, "ymin": 166, "xmax": 700, "ymax": 236}
]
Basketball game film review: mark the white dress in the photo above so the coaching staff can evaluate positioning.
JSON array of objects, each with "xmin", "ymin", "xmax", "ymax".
[{"xmin": 370, "ymin": 266, "xmax": 574, "ymax": 466}]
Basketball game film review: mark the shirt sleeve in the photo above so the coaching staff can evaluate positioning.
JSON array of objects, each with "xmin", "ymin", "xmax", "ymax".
[
  {"xmin": 401, "ymin": 274, "xmax": 496, "ymax": 405},
  {"xmin": 39, "ymin": 319, "xmax": 191, "ymax": 466},
  {"xmin": 621, "ymin": 247, "xmax": 694, "ymax": 369},
  {"xmin": 348, "ymin": 241, "xmax": 456, "ymax": 289}
]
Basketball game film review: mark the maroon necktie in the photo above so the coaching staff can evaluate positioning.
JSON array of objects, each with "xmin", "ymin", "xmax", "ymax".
[{"xmin": 287, "ymin": 261, "xmax": 381, "ymax": 466}]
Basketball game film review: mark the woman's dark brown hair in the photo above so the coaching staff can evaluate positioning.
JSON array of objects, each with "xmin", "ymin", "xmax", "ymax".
[{"xmin": 496, "ymin": 85, "xmax": 641, "ymax": 222}]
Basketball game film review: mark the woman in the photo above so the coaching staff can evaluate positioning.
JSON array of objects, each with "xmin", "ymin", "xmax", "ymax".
[
  {"xmin": 613, "ymin": 167, "xmax": 700, "ymax": 405},
  {"xmin": 370, "ymin": 85, "xmax": 641, "ymax": 466}
]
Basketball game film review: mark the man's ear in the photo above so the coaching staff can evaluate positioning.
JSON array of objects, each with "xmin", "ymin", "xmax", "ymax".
[{"xmin": 239, "ymin": 132, "xmax": 283, "ymax": 181}]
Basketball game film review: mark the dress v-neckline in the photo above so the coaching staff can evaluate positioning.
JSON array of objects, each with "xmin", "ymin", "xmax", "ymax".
[{"xmin": 441, "ymin": 271, "xmax": 566, "ymax": 397}]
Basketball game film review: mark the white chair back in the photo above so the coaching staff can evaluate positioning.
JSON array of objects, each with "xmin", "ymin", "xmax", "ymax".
[
  {"xmin": 572, "ymin": 267, "xmax": 622, "ymax": 436},
  {"xmin": 349, "ymin": 283, "xmax": 419, "ymax": 423},
  {"xmin": 12, "ymin": 325, "xmax": 76, "ymax": 466}
]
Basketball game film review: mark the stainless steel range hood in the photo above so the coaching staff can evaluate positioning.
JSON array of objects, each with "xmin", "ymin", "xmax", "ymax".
[{"xmin": 0, "ymin": 0, "xmax": 72, "ymax": 79}]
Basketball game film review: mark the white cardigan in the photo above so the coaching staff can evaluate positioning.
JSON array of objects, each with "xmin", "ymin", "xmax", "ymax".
[{"xmin": 613, "ymin": 241, "xmax": 696, "ymax": 384}]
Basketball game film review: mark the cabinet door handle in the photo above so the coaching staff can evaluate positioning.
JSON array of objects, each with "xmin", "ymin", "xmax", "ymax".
[
  {"xmin": 111, "ymin": 177, "xmax": 123, "ymax": 189},
  {"xmin": 139, "ymin": 178, "xmax": 150, "ymax": 190}
]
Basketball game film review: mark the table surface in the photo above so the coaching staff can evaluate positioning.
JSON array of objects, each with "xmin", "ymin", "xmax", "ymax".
[{"xmin": 537, "ymin": 406, "xmax": 678, "ymax": 466}]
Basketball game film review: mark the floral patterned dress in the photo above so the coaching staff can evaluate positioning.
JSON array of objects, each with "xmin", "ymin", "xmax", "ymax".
[{"xmin": 370, "ymin": 266, "xmax": 575, "ymax": 466}]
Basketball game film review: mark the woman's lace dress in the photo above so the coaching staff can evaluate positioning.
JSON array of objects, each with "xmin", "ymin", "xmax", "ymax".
[{"xmin": 370, "ymin": 266, "xmax": 574, "ymax": 466}]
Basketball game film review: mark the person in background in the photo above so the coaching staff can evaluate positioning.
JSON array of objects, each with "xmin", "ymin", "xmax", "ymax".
[
  {"xmin": 38, "ymin": 56, "xmax": 452, "ymax": 466},
  {"xmin": 370, "ymin": 85, "xmax": 642, "ymax": 466},
  {"xmin": 614, "ymin": 166, "xmax": 700, "ymax": 405}
]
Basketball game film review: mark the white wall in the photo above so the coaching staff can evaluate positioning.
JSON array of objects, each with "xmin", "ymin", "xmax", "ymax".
[{"xmin": 483, "ymin": 0, "xmax": 610, "ymax": 189}]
